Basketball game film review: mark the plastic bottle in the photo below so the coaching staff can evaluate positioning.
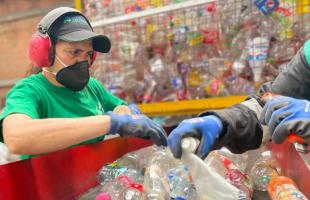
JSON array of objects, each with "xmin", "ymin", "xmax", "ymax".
[
  {"xmin": 204, "ymin": 150, "xmax": 253, "ymax": 200},
  {"xmin": 117, "ymin": 145, "xmax": 160, "ymax": 170},
  {"xmin": 122, "ymin": 183, "xmax": 148, "ymax": 200},
  {"xmin": 100, "ymin": 175, "xmax": 132, "ymax": 200},
  {"xmin": 143, "ymin": 148, "xmax": 178, "ymax": 200},
  {"xmin": 267, "ymin": 176, "xmax": 309, "ymax": 200},
  {"xmin": 250, "ymin": 151, "xmax": 281, "ymax": 191},
  {"xmin": 222, "ymin": 158, "xmax": 253, "ymax": 200},
  {"xmin": 167, "ymin": 164, "xmax": 198, "ymax": 199},
  {"xmin": 247, "ymin": 37, "xmax": 270, "ymax": 84},
  {"xmin": 122, "ymin": 168, "xmax": 144, "ymax": 185},
  {"xmin": 97, "ymin": 161, "xmax": 128, "ymax": 185},
  {"xmin": 77, "ymin": 185, "xmax": 103, "ymax": 200},
  {"xmin": 143, "ymin": 166, "xmax": 171, "ymax": 200}
]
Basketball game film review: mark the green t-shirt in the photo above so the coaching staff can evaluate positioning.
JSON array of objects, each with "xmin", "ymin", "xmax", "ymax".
[{"xmin": 0, "ymin": 73, "xmax": 126, "ymax": 159}]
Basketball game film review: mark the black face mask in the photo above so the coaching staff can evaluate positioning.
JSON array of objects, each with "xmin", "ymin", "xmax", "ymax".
[{"xmin": 55, "ymin": 60, "xmax": 90, "ymax": 91}]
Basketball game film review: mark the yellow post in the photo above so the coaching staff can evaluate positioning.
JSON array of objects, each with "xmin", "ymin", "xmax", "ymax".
[
  {"xmin": 74, "ymin": 0, "xmax": 82, "ymax": 11},
  {"xmin": 296, "ymin": 0, "xmax": 310, "ymax": 15}
]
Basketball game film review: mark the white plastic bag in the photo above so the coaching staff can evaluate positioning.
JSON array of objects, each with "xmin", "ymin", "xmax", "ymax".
[{"xmin": 181, "ymin": 138, "xmax": 240, "ymax": 200}]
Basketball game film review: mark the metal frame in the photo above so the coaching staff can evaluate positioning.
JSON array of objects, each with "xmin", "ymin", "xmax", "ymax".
[{"xmin": 91, "ymin": 0, "xmax": 217, "ymax": 27}]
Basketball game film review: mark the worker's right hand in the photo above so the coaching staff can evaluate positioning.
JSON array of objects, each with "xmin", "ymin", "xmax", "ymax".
[
  {"xmin": 167, "ymin": 115, "xmax": 223, "ymax": 159},
  {"xmin": 106, "ymin": 112, "xmax": 167, "ymax": 146},
  {"xmin": 260, "ymin": 95, "xmax": 310, "ymax": 144}
]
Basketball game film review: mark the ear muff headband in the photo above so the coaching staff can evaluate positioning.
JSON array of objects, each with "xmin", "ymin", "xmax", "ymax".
[{"xmin": 28, "ymin": 7, "xmax": 96, "ymax": 68}]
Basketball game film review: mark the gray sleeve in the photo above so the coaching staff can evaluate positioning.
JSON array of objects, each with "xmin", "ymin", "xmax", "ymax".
[
  {"xmin": 268, "ymin": 47, "xmax": 310, "ymax": 99},
  {"xmin": 199, "ymin": 102, "xmax": 263, "ymax": 154}
]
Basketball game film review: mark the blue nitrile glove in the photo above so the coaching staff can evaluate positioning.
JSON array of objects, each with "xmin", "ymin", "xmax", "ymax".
[
  {"xmin": 260, "ymin": 96, "xmax": 310, "ymax": 144},
  {"xmin": 168, "ymin": 115, "xmax": 223, "ymax": 159},
  {"xmin": 107, "ymin": 111, "xmax": 167, "ymax": 146},
  {"xmin": 128, "ymin": 103, "xmax": 141, "ymax": 114}
]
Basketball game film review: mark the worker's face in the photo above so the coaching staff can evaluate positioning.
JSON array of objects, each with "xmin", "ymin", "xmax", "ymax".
[{"xmin": 52, "ymin": 40, "xmax": 94, "ymax": 72}]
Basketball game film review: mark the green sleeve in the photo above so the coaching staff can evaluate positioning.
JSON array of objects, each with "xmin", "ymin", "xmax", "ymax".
[
  {"xmin": 304, "ymin": 39, "xmax": 310, "ymax": 66},
  {"xmin": 92, "ymin": 79, "xmax": 127, "ymax": 112},
  {"xmin": 0, "ymin": 84, "xmax": 40, "ymax": 142}
]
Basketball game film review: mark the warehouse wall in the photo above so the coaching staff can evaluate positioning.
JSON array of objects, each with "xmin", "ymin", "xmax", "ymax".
[{"xmin": 0, "ymin": 0, "xmax": 74, "ymax": 109}]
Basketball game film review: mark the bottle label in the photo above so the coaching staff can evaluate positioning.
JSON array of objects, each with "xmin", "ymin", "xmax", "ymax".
[
  {"xmin": 129, "ymin": 183, "xmax": 144, "ymax": 192},
  {"xmin": 253, "ymin": 0, "xmax": 280, "ymax": 15},
  {"xmin": 274, "ymin": 184, "xmax": 308, "ymax": 200},
  {"xmin": 116, "ymin": 175, "xmax": 132, "ymax": 186}
]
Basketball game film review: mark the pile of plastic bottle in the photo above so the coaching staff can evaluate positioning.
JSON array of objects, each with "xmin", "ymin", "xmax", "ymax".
[
  {"xmin": 77, "ymin": 144, "xmax": 308, "ymax": 200},
  {"xmin": 83, "ymin": 0, "xmax": 192, "ymax": 20},
  {"xmin": 81, "ymin": 0, "xmax": 309, "ymax": 103}
]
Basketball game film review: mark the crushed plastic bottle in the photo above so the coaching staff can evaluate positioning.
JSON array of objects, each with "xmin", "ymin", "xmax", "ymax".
[
  {"xmin": 97, "ymin": 161, "xmax": 128, "ymax": 185},
  {"xmin": 250, "ymin": 151, "xmax": 281, "ymax": 191},
  {"xmin": 143, "ymin": 165, "xmax": 171, "ymax": 200},
  {"xmin": 100, "ymin": 175, "xmax": 132, "ymax": 200},
  {"xmin": 117, "ymin": 145, "xmax": 160, "ymax": 170},
  {"xmin": 122, "ymin": 183, "xmax": 148, "ymax": 200},
  {"xmin": 77, "ymin": 185, "xmax": 103, "ymax": 200},
  {"xmin": 167, "ymin": 164, "xmax": 198, "ymax": 199},
  {"xmin": 143, "ymin": 147, "xmax": 179, "ymax": 200},
  {"xmin": 204, "ymin": 151, "xmax": 253, "ymax": 200}
]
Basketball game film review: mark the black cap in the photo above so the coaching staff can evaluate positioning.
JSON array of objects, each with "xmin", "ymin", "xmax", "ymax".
[{"xmin": 53, "ymin": 14, "xmax": 111, "ymax": 53}]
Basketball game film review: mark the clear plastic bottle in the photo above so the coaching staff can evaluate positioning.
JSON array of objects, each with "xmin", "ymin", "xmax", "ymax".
[
  {"xmin": 247, "ymin": 37, "xmax": 270, "ymax": 84},
  {"xmin": 143, "ymin": 148, "xmax": 176, "ymax": 200},
  {"xmin": 143, "ymin": 166, "xmax": 171, "ymax": 200},
  {"xmin": 122, "ymin": 183, "xmax": 148, "ymax": 200},
  {"xmin": 250, "ymin": 151, "xmax": 281, "ymax": 191},
  {"xmin": 117, "ymin": 145, "xmax": 160, "ymax": 170},
  {"xmin": 100, "ymin": 175, "xmax": 132, "ymax": 200},
  {"xmin": 167, "ymin": 164, "xmax": 198, "ymax": 199},
  {"xmin": 77, "ymin": 185, "xmax": 103, "ymax": 200},
  {"xmin": 122, "ymin": 168, "xmax": 144, "ymax": 185},
  {"xmin": 97, "ymin": 161, "xmax": 128, "ymax": 185},
  {"xmin": 208, "ymin": 151, "xmax": 253, "ymax": 200},
  {"xmin": 267, "ymin": 176, "xmax": 309, "ymax": 200}
]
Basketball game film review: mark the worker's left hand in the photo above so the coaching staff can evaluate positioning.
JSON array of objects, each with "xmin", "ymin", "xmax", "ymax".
[{"xmin": 260, "ymin": 96, "xmax": 310, "ymax": 144}]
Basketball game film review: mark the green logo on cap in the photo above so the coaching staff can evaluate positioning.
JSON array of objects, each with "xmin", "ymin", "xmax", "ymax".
[{"xmin": 63, "ymin": 16, "xmax": 88, "ymax": 25}]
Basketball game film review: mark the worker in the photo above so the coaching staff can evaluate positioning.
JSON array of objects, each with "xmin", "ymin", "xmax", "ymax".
[
  {"xmin": 168, "ymin": 39, "xmax": 310, "ymax": 159},
  {"xmin": 0, "ymin": 7, "xmax": 167, "ymax": 160}
]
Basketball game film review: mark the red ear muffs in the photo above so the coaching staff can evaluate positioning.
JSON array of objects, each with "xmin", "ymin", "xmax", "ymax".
[
  {"xmin": 28, "ymin": 33, "xmax": 54, "ymax": 68},
  {"xmin": 90, "ymin": 51, "xmax": 97, "ymax": 65}
]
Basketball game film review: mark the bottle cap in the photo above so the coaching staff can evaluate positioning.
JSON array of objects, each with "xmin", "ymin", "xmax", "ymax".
[
  {"xmin": 181, "ymin": 137, "xmax": 200, "ymax": 153},
  {"xmin": 95, "ymin": 192, "xmax": 111, "ymax": 200}
]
